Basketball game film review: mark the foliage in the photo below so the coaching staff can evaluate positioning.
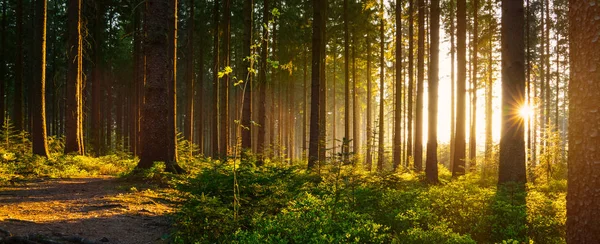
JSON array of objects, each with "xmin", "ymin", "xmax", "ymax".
[{"xmin": 172, "ymin": 159, "xmax": 567, "ymax": 244}]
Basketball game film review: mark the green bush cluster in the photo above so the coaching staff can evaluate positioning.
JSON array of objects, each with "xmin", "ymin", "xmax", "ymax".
[{"xmin": 171, "ymin": 160, "xmax": 567, "ymax": 244}]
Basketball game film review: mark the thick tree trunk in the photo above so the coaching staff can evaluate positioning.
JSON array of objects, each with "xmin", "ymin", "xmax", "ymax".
[
  {"xmin": 425, "ymin": 0, "xmax": 439, "ymax": 183},
  {"xmin": 65, "ymin": 0, "xmax": 84, "ymax": 155},
  {"xmin": 566, "ymin": 1, "xmax": 600, "ymax": 241},
  {"xmin": 32, "ymin": 0, "xmax": 49, "ymax": 157},
  {"xmin": 92, "ymin": 0, "xmax": 105, "ymax": 156},
  {"xmin": 498, "ymin": 0, "xmax": 526, "ymax": 184},
  {"xmin": 138, "ymin": 0, "xmax": 182, "ymax": 173}
]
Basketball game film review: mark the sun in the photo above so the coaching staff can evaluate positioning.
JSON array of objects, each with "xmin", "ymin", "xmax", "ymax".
[{"xmin": 518, "ymin": 104, "xmax": 534, "ymax": 119}]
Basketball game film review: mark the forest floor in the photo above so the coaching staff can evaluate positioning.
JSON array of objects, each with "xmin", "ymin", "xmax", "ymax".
[{"xmin": 0, "ymin": 176, "xmax": 178, "ymax": 244}]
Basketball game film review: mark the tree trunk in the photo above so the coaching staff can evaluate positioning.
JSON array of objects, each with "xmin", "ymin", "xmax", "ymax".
[
  {"xmin": 393, "ymin": 0, "xmax": 402, "ymax": 170},
  {"xmin": 0, "ymin": 0, "xmax": 6, "ymax": 128},
  {"xmin": 220, "ymin": 0, "xmax": 231, "ymax": 158},
  {"xmin": 308, "ymin": 0, "xmax": 326, "ymax": 170},
  {"xmin": 453, "ymin": 0, "xmax": 466, "ymax": 176},
  {"xmin": 184, "ymin": 0, "xmax": 194, "ymax": 155},
  {"xmin": 303, "ymin": 46, "xmax": 308, "ymax": 160},
  {"xmin": 138, "ymin": 0, "xmax": 183, "ymax": 173},
  {"xmin": 498, "ymin": 0, "xmax": 526, "ymax": 184},
  {"xmin": 32, "ymin": 0, "xmax": 49, "ymax": 157},
  {"xmin": 485, "ymin": 0, "xmax": 493, "ymax": 166},
  {"xmin": 365, "ymin": 33, "xmax": 372, "ymax": 170},
  {"xmin": 342, "ymin": 0, "xmax": 350, "ymax": 163},
  {"xmin": 212, "ymin": 0, "xmax": 219, "ymax": 157},
  {"xmin": 414, "ymin": 0, "xmax": 425, "ymax": 171},
  {"xmin": 352, "ymin": 29, "xmax": 359, "ymax": 160},
  {"xmin": 407, "ymin": 0, "xmax": 414, "ymax": 167},
  {"xmin": 241, "ymin": 0, "xmax": 254, "ymax": 153},
  {"xmin": 566, "ymin": 1, "xmax": 600, "ymax": 240},
  {"xmin": 65, "ymin": 0, "xmax": 84, "ymax": 155},
  {"xmin": 377, "ymin": 0, "xmax": 385, "ymax": 172},
  {"xmin": 425, "ymin": 0, "xmax": 439, "ymax": 183},
  {"xmin": 469, "ymin": 0, "xmax": 478, "ymax": 170},
  {"xmin": 14, "ymin": 0, "xmax": 24, "ymax": 132},
  {"xmin": 257, "ymin": 0, "xmax": 269, "ymax": 158}
]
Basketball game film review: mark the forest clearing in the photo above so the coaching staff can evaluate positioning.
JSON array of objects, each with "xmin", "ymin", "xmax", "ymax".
[{"xmin": 0, "ymin": 0, "xmax": 598, "ymax": 243}]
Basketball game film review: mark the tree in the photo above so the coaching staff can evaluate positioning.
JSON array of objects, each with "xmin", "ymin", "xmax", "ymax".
[
  {"xmin": 92, "ymin": 0, "xmax": 105, "ymax": 156},
  {"xmin": 469, "ymin": 0, "xmax": 478, "ymax": 169},
  {"xmin": 377, "ymin": 0, "xmax": 385, "ymax": 172},
  {"xmin": 32, "ymin": 0, "xmax": 50, "ymax": 157},
  {"xmin": 498, "ymin": 0, "xmax": 525, "ymax": 184},
  {"xmin": 184, "ymin": 0, "xmax": 195, "ymax": 155},
  {"xmin": 14, "ymin": 0, "xmax": 24, "ymax": 132},
  {"xmin": 241, "ymin": 0, "xmax": 254, "ymax": 153},
  {"xmin": 414, "ymin": 0, "xmax": 425, "ymax": 171},
  {"xmin": 138, "ymin": 0, "xmax": 183, "ymax": 173},
  {"xmin": 425, "ymin": 0, "xmax": 439, "ymax": 183},
  {"xmin": 212, "ymin": 0, "xmax": 220, "ymax": 156},
  {"xmin": 365, "ymin": 33, "xmax": 373, "ymax": 170},
  {"xmin": 343, "ymin": 0, "xmax": 350, "ymax": 163},
  {"xmin": 452, "ymin": 0, "xmax": 466, "ymax": 176},
  {"xmin": 65, "ymin": 0, "xmax": 84, "ymax": 155},
  {"xmin": 0, "ymin": 0, "xmax": 5, "ymax": 128},
  {"xmin": 308, "ymin": 0, "xmax": 326, "ymax": 170},
  {"xmin": 566, "ymin": 1, "xmax": 600, "ymax": 241},
  {"xmin": 407, "ymin": 0, "xmax": 414, "ymax": 166},
  {"xmin": 393, "ymin": 0, "xmax": 402, "ymax": 170},
  {"xmin": 220, "ymin": 0, "xmax": 231, "ymax": 157},
  {"xmin": 257, "ymin": 0, "xmax": 269, "ymax": 157}
]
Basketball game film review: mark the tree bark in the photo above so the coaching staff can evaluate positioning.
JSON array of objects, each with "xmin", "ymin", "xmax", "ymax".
[
  {"xmin": 14, "ymin": 0, "xmax": 24, "ymax": 132},
  {"xmin": 425, "ymin": 0, "xmax": 439, "ymax": 183},
  {"xmin": 138, "ymin": 0, "xmax": 183, "ymax": 173},
  {"xmin": 377, "ymin": 0, "xmax": 385, "ymax": 172},
  {"xmin": 469, "ymin": 0, "xmax": 478, "ymax": 170},
  {"xmin": 65, "ymin": 0, "xmax": 84, "ymax": 155},
  {"xmin": 407, "ymin": 0, "xmax": 414, "ymax": 167},
  {"xmin": 498, "ymin": 0, "xmax": 526, "ymax": 184},
  {"xmin": 257, "ymin": 0, "xmax": 269, "ymax": 157},
  {"xmin": 453, "ymin": 0, "xmax": 466, "ymax": 176},
  {"xmin": 212, "ymin": 0, "xmax": 219, "ymax": 156},
  {"xmin": 241, "ymin": 0, "xmax": 254, "ymax": 153},
  {"xmin": 365, "ymin": 33, "xmax": 372, "ymax": 171},
  {"xmin": 184, "ymin": 0, "xmax": 194, "ymax": 155},
  {"xmin": 393, "ymin": 0, "xmax": 402, "ymax": 170},
  {"xmin": 32, "ymin": 0, "xmax": 49, "ymax": 157},
  {"xmin": 566, "ymin": 1, "xmax": 600, "ymax": 241},
  {"xmin": 308, "ymin": 0, "xmax": 326, "ymax": 170},
  {"xmin": 414, "ymin": 0, "xmax": 425, "ymax": 171},
  {"xmin": 220, "ymin": 0, "xmax": 231, "ymax": 158}
]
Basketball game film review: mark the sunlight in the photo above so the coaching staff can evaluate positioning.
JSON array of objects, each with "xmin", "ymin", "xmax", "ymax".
[{"xmin": 518, "ymin": 104, "xmax": 534, "ymax": 119}]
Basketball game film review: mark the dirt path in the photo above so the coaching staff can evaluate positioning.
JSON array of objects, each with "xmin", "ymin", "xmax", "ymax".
[{"xmin": 0, "ymin": 177, "xmax": 178, "ymax": 244}]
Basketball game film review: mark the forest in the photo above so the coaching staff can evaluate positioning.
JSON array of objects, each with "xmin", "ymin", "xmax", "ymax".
[{"xmin": 0, "ymin": 0, "xmax": 598, "ymax": 243}]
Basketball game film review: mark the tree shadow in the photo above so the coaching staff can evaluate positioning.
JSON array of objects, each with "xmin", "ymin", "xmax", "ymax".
[{"xmin": 489, "ymin": 182, "xmax": 528, "ymax": 243}]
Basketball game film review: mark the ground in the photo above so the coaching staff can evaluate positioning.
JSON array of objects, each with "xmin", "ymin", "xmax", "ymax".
[{"xmin": 0, "ymin": 177, "xmax": 177, "ymax": 244}]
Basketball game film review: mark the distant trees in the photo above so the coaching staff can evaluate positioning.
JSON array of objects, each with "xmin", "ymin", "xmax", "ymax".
[{"xmin": 566, "ymin": 1, "xmax": 600, "ymax": 241}]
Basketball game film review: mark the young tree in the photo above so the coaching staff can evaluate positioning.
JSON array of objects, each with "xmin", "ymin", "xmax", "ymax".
[
  {"xmin": 566, "ymin": 1, "xmax": 600, "ymax": 241},
  {"xmin": 65, "ymin": 0, "xmax": 84, "ymax": 155},
  {"xmin": 498, "ymin": 0, "xmax": 525, "ymax": 184},
  {"xmin": 453, "ymin": 0, "xmax": 467, "ymax": 176},
  {"xmin": 138, "ymin": 0, "xmax": 183, "ymax": 173},
  {"xmin": 425, "ymin": 0, "xmax": 439, "ymax": 183},
  {"xmin": 308, "ymin": 0, "xmax": 326, "ymax": 170},
  {"xmin": 32, "ymin": 0, "xmax": 50, "ymax": 157}
]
